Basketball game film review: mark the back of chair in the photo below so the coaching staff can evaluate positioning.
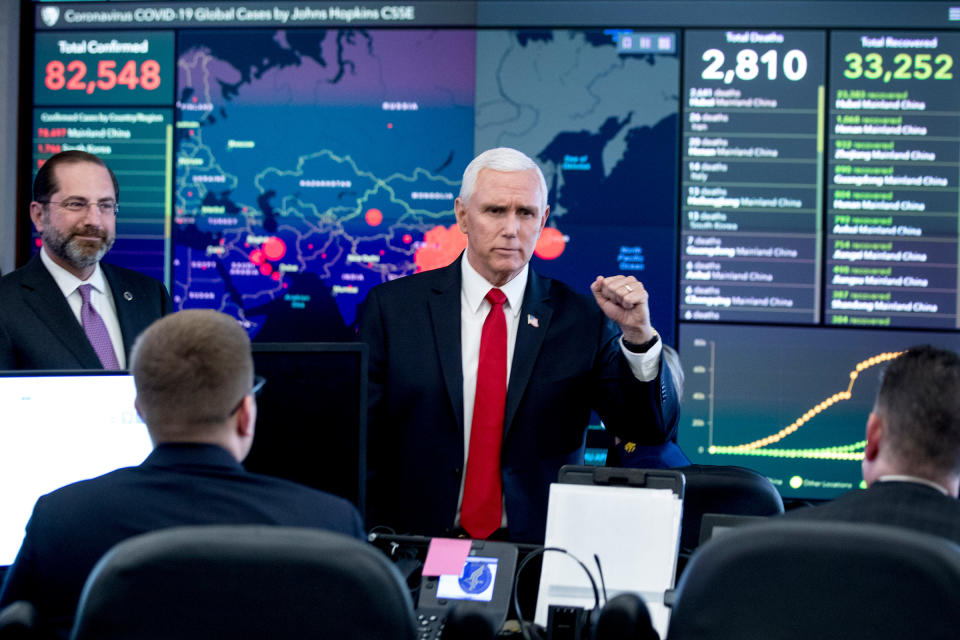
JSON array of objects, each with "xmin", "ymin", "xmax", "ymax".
[
  {"xmin": 69, "ymin": 525, "xmax": 417, "ymax": 640},
  {"xmin": 667, "ymin": 520, "xmax": 960, "ymax": 640},
  {"xmin": 0, "ymin": 601, "xmax": 38, "ymax": 640},
  {"xmin": 674, "ymin": 464, "xmax": 783, "ymax": 554}
]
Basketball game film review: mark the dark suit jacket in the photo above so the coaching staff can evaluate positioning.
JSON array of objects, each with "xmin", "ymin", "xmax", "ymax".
[
  {"xmin": 358, "ymin": 257, "xmax": 680, "ymax": 543},
  {"xmin": 782, "ymin": 481, "xmax": 960, "ymax": 545},
  {"xmin": 0, "ymin": 255, "xmax": 172, "ymax": 370},
  {"xmin": 0, "ymin": 443, "xmax": 365, "ymax": 639}
]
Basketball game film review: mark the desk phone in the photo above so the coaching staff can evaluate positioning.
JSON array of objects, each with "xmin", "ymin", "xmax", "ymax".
[{"xmin": 415, "ymin": 540, "xmax": 518, "ymax": 639}]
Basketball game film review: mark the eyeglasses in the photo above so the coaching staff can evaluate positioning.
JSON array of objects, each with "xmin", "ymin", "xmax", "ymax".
[
  {"xmin": 230, "ymin": 375, "xmax": 267, "ymax": 416},
  {"xmin": 42, "ymin": 199, "xmax": 119, "ymax": 216}
]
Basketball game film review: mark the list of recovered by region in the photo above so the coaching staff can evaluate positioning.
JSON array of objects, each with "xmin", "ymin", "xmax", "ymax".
[
  {"xmin": 681, "ymin": 29, "xmax": 825, "ymax": 323},
  {"xmin": 827, "ymin": 32, "xmax": 960, "ymax": 329}
]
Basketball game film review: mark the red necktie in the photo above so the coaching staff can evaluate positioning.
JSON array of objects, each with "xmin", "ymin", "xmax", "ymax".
[{"xmin": 461, "ymin": 288, "xmax": 508, "ymax": 539}]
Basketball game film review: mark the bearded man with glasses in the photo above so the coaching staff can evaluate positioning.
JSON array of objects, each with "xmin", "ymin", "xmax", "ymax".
[{"xmin": 0, "ymin": 150, "xmax": 171, "ymax": 370}]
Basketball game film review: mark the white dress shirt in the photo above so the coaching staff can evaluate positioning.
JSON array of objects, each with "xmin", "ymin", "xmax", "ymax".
[
  {"xmin": 40, "ymin": 248, "xmax": 126, "ymax": 368},
  {"xmin": 455, "ymin": 251, "xmax": 662, "ymax": 527}
]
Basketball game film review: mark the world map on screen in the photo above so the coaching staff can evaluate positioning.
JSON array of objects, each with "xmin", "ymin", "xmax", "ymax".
[{"xmin": 173, "ymin": 29, "xmax": 678, "ymax": 342}]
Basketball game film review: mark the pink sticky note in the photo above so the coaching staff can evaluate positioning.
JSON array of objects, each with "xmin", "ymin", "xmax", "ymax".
[{"xmin": 422, "ymin": 538, "xmax": 472, "ymax": 577}]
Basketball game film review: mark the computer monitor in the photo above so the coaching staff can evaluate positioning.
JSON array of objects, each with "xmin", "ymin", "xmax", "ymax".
[
  {"xmin": 246, "ymin": 343, "xmax": 368, "ymax": 517},
  {"xmin": 0, "ymin": 371, "xmax": 152, "ymax": 567},
  {"xmin": 678, "ymin": 325, "xmax": 960, "ymax": 502}
]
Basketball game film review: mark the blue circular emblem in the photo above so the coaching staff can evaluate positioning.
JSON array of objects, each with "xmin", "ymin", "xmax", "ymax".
[{"xmin": 458, "ymin": 561, "xmax": 493, "ymax": 594}]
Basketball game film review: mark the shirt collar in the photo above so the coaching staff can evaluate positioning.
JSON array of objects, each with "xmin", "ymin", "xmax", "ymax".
[
  {"xmin": 876, "ymin": 474, "xmax": 950, "ymax": 495},
  {"xmin": 40, "ymin": 246, "xmax": 107, "ymax": 297},
  {"xmin": 461, "ymin": 250, "xmax": 527, "ymax": 317},
  {"xmin": 145, "ymin": 443, "xmax": 244, "ymax": 470}
]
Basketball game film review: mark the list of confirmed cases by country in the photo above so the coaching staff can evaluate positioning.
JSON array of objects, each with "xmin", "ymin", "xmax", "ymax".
[
  {"xmin": 827, "ymin": 32, "xmax": 960, "ymax": 329},
  {"xmin": 681, "ymin": 30, "xmax": 825, "ymax": 324}
]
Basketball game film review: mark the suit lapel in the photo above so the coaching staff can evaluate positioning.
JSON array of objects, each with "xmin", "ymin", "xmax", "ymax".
[
  {"xmin": 504, "ymin": 270, "xmax": 553, "ymax": 437},
  {"xmin": 427, "ymin": 259, "xmax": 465, "ymax": 431},
  {"xmin": 20, "ymin": 255, "xmax": 101, "ymax": 368}
]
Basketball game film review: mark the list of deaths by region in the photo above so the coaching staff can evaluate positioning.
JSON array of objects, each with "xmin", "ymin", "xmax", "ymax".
[
  {"xmin": 681, "ymin": 29, "xmax": 826, "ymax": 324},
  {"xmin": 827, "ymin": 32, "xmax": 960, "ymax": 329}
]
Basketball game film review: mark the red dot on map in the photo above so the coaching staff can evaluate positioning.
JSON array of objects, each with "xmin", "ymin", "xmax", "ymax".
[
  {"xmin": 321, "ymin": 253, "xmax": 327, "ymax": 259},
  {"xmin": 534, "ymin": 227, "xmax": 566, "ymax": 260},
  {"xmin": 403, "ymin": 234, "xmax": 412, "ymax": 244},
  {"xmin": 366, "ymin": 208, "xmax": 383, "ymax": 226},
  {"xmin": 380, "ymin": 249, "xmax": 385, "ymax": 255},
  {"xmin": 249, "ymin": 249, "xmax": 265, "ymax": 265},
  {"xmin": 192, "ymin": 96, "xmax": 198, "ymax": 103},
  {"xmin": 387, "ymin": 123, "xmax": 393, "ymax": 129},
  {"xmin": 262, "ymin": 236, "xmax": 287, "ymax": 261},
  {"xmin": 308, "ymin": 244, "xmax": 314, "ymax": 250},
  {"xmin": 259, "ymin": 263, "xmax": 273, "ymax": 276},
  {"xmin": 34, "ymin": 238, "xmax": 42, "ymax": 248},
  {"xmin": 271, "ymin": 272, "xmax": 281, "ymax": 281},
  {"xmin": 242, "ymin": 206, "xmax": 248, "ymax": 213},
  {"xmin": 187, "ymin": 191, "xmax": 193, "ymax": 197}
]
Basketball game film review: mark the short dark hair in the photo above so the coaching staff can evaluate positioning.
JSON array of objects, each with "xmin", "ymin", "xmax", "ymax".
[
  {"xmin": 130, "ymin": 310, "xmax": 253, "ymax": 435},
  {"xmin": 33, "ymin": 150, "xmax": 120, "ymax": 203},
  {"xmin": 876, "ymin": 345, "xmax": 960, "ymax": 477}
]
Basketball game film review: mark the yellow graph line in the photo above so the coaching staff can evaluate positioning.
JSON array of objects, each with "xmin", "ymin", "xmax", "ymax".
[
  {"xmin": 713, "ymin": 351, "xmax": 903, "ymax": 453},
  {"xmin": 711, "ymin": 441, "xmax": 865, "ymax": 460}
]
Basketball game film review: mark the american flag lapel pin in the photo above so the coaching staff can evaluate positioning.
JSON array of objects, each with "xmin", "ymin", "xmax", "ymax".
[{"xmin": 527, "ymin": 314, "xmax": 539, "ymax": 328}]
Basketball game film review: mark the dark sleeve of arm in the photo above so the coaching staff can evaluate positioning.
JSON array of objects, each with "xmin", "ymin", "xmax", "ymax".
[
  {"xmin": 356, "ymin": 288, "xmax": 386, "ymax": 441},
  {"xmin": 158, "ymin": 279, "xmax": 173, "ymax": 316},
  {"xmin": 0, "ymin": 516, "xmax": 39, "ymax": 609},
  {"xmin": 593, "ymin": 320, "xmax": 680, "ymax": 446},
  {"xmin": 0, "ymin": 319, "xmax": 14, "ymax": 370},
  {"xmin": 355, "ymin": 288, "xmax": 391, "ymax": 527},
  {"xmin": 349, "ymin": 505, "xmax": 366, "ymax": 540}
]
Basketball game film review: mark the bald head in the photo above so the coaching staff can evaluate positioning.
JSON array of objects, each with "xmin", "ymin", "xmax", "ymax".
[{"xmin": 130, "ymin": 310, "xmax": 254, "ymax": 442}]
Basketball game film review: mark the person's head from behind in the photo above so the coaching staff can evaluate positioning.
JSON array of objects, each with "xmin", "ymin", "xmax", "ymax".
[
  {"xmin": 30, "ymin": 150, "xmax": 120, "ymax": 280},
  {"xmin": 130, "ymin": 310, "xmax": 257, "ymax": 461},
  {"xmin": 865, "ymin": 345, "xmax": 960, "ymax": 494},
  {"xmin": 455, "ymin": 147, "xmax": 549, "ymax": 287}
]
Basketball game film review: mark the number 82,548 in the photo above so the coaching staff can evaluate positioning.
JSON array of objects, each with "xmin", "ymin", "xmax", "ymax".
[{"xmin": 44, "ymin": 59, "xmax": 162, "ymax": 93}]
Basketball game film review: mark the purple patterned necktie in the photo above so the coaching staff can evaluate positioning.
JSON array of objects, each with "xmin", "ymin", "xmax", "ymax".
[{"xmin": 77, "ymin": 284, "xmax": 120, "ymax": 370}]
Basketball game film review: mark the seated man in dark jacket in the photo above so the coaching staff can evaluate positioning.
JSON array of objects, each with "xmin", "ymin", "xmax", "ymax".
[
  {"xmin": 783, "ymin": 344, "xmax": 960, "ymax": 545},
  {"xmin": 0, "ymin": 309, "xmax": 364, "ymax": 638}
]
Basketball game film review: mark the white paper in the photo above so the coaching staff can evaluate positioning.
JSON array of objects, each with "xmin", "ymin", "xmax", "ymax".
[{"xmin": 534, "ymin": 483, "xmax": 682, "ymax": 638}]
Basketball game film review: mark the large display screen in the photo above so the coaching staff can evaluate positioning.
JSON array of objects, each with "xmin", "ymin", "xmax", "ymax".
[
  {"xmin": 21, "ymin": 1, "xmax": 960, "ymax": 501},
  {"xmin": 26, "ymin": 5, "xmax": 679, "ymax": 344}
]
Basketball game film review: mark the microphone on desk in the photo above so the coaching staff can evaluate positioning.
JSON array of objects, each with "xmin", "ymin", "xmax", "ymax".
[{"xmin": 440, "ymin": 603, "xmax": 498, "ymax": 640}]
